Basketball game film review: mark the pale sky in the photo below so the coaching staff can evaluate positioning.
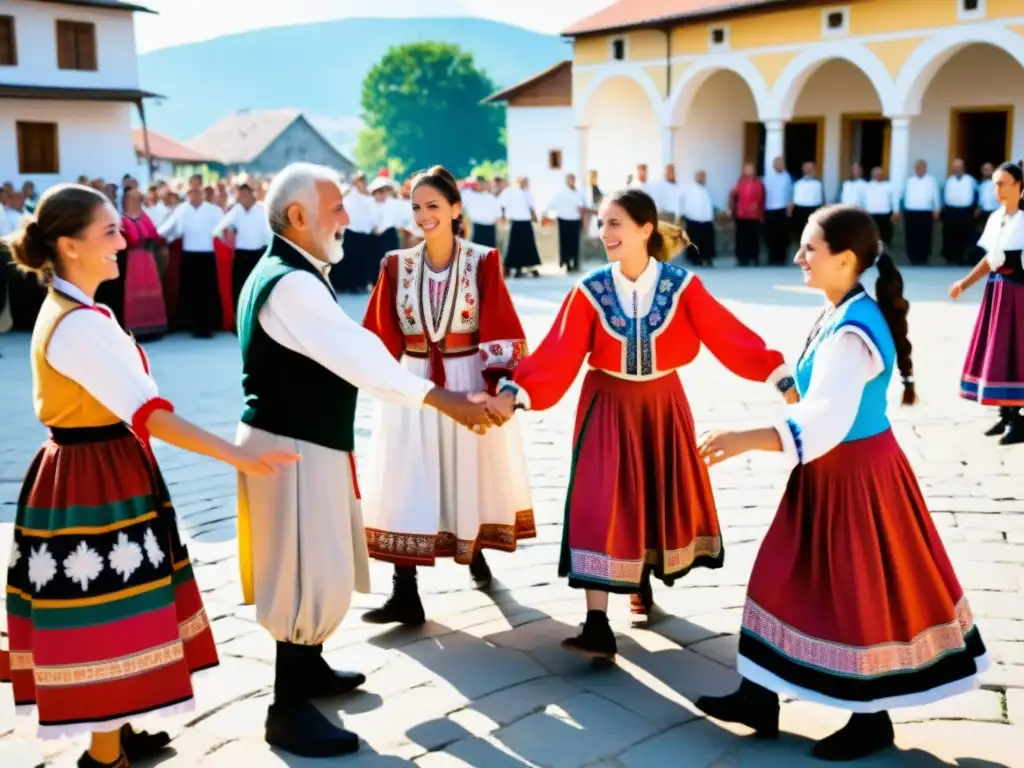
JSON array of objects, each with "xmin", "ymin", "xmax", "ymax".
[{"xmin": 134, "ymin": 0, "xmax": 614, "ymax": 53}]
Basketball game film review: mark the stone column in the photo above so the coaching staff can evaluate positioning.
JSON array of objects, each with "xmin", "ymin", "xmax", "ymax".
[
  {"xmin": 764, "ymin": 119, "xmax": 785, "ymax": 176},
  {"xmin": 576, "ymin": 125, "xmax": 589, "ymax": 187},
  {"xmin": 887, "ymin": 116, "xmax": 912, "ymax": 202},
  {"xmin": 662, "ymin": 126, "xmax": 677, "ymax": 167}
]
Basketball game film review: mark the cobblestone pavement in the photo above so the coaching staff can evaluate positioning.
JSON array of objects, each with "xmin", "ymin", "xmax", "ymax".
[{"xmin": 1, "ymin": 265, "xmax": 1022, "ymax": 768}]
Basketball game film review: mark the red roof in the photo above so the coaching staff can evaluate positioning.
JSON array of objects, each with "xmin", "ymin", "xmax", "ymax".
[
  {"xmin": 132, "ymin": 129, "xmax": 211, "ymax": 163},
  {"xmin": 564, "ymin": 0, "xmax": 800, "ymax": 36}
]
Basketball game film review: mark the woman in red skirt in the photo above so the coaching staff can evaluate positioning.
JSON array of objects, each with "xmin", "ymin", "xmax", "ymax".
[
  {"xmin": 490, "ymin": 188, "xmax": 795, "ymax": 660},
  {"xmin": 120, "ymin": 189, "xmax": 167, "ymax": 338},
  {"xmin": 950, "ymin": 161, "xmax": 1024, "ymax": 444},
  {"xmin": 696, "ymin": 205, "xmax": 989, "ymax": 762},
  {"xmin": 0, "ymin": 184, "xmax": 297, "ymax": 768}
]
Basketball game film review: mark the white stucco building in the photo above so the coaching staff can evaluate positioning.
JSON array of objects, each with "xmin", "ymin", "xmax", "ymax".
[
  {"xmin": 485, "ymin": 61, "xmax": 576, "ymax": 217},
  {"xmin": 563, "ymin": 0, "xmax": 1024, "ymax": 210},
  {"xmin": 0, "ymin": 0, "xmax": 159, "ymax": 188}
]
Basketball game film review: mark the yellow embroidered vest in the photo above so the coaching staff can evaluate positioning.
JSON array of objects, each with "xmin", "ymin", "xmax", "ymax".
[{"xmin": 31, "ymin": 291, "xmax": 121, "ymax": 428}]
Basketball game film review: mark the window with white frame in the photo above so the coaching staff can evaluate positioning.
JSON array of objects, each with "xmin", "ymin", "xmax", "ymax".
[
  {"xmin": 821, "ymin": 7, "xmax": 849, "ymax": 37},
  {"xmin": 610, "ymin": 36, "xmax": 626, "ymax": 61},
  {"xmin": 709, "ymin": 25, "xmax": 729, "ymax": 51},
  {"xmin": 958, "ymin": 0, "xmax": 985, "ymax": 20}
]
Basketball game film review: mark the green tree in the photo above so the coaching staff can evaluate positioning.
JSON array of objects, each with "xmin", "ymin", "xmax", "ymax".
[
  {"xmin": 353, "ymin": 126, "xmax": 388, "ymax": 174},
  {"xmin": 361, "ymin": 41, "xmax": 506, "ymax": 178},
  {"xmin": 470, "ymin": 159, "xmax": 509, "ymax": 180}
]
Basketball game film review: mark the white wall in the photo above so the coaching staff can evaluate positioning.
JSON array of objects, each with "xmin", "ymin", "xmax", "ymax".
[
  {"xmin": 910, "ymin": 44, "xmax": 1024, "ymax": 177},
  {"xmin": 674, "ymin": 70, "xmax": 758, "ymax": 209},
  {"xmin": 506, "ymin": 106, "xmax": 576, "ymax": 216},
  {"xmin": 583, "ymin": 77, "xmax": 661, "ymax": 194},
  {"xmin": 0, "ymin": 101, "xmax": 137, "ymax": 187},
  {"xmin": 0, "ymin": 0, "xmax": 140, "ymax": 89},
  {"xmin": 792, "ymin": 59, "xmax": 883, "ymax": 198}
]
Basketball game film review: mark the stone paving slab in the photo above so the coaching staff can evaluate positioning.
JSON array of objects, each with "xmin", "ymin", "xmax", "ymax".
[{"xmin": 1, "ymin": 266, "xmax": 1022, "ymax": 766}]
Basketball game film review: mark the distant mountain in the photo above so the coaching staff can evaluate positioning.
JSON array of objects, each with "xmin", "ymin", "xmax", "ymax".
[{"xmin": 136, "ymin": 17, "xmax": 570, "ymax": 154}]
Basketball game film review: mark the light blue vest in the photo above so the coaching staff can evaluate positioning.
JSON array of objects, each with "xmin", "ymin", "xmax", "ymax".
[{"xmin": 796, "ymin": 290, "xmax": 895, "ymax": 442}]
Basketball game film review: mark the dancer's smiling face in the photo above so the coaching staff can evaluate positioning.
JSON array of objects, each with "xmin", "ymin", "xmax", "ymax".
[
  {"xmin": 599, "ymin": 201, "xmax": 651, "ymax": 262},
  {"xmin": 412, "ymin": 182, "xmax": 461, "ymax": 242},
  {"xmin": 794, "ymin": 220, "xmax": 857, "ymax": 292},
  {"xmin": 993, "ymin": 168, "xmax": 1022, "ymax": 208},
  {"xmin": 60, "ymin": 200, "xmax": 126, "ymax": 284}
]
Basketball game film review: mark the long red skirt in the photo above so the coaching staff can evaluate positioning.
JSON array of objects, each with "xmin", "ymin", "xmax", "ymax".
[
  {"xmin": 738, "ymin": 430, "xmax": 989, "ymax": 712},
  {"xmin": 559, "ymin": 370, "xmax": 723, "ymax": 594},
  {"xmin": 123, "ymin": 245, "xmax": 167, "ymax": 337},
  {"xmin": 2, "ymin": 423, "xmax": 218, "ymax": 738},
  {"xmin": 213, "ymin": 238, "xmax": 235, "ymax": 332}
]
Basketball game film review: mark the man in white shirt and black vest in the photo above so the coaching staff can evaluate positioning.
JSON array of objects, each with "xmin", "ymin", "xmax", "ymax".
[
  {"xmin": 790, "ymin": 161, "xmax": 824, "ymax": 245},
  {"xmin": 973, "ymin": 162, "xmax": 1001, "ymax": 261},
  {"xmin": 680, "ymin": 170, "xmax": 716, "ymax": 266},
  {"xmin": 234, "ymin": 163, "xmax": 497, "ymax": 759},
  {"xmin": 942, "ymin": 158, "xmax": 978, "ymax": 265},
  {"xmin": 547, "ymin": 173, "xmax": 586, "ymax": 272},
  {"xmin": 902, "ymin": 159, "xmax": 941, "ymax": 265}
]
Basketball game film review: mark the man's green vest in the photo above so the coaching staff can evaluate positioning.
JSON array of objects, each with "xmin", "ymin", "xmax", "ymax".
[{"xmin": 236, "ymin": 236, "xmax": 358, "ymax": 451}]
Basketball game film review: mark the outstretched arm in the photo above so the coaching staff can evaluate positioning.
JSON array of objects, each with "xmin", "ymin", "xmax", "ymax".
[
  {"xmin": 699, "ymin": 330, "xmax": 879, "ymax": 467},
  {"xmin": 683, "ymin": 275, "xmax": 791, "ymax": 387},
  {"xmin": 47, "ymin": 309, "xmax": 296, "ymax": 475},
  {"xmin": 495, "ymin": 285, "xmax": 594, "ymax": 413}
]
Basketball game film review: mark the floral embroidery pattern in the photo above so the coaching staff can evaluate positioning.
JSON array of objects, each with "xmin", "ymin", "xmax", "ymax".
[
  {"xmin": 144, "ymin": 527, "xmax": 165, "ymax": 569},
  {"xmin": 8, "ymin": 539, "xmax": 19, "ymax": 571},
  {"xmin": 109, "ymin": 531, "xmax": 144, "ymax": 582},
  {"xmin": 28, "ymin": 543, "xmax": 57, "ymax": 592},
  {"xmin": 581, "ymin": 264, "xmax": 689, "ymax": 376},
  {"xmin": 400, "ymin": 294, "xmax": 416, "ymax": 327},
  {"xmin": 63, "ymin": 541, "xmax": 104, "ymax": 592}
]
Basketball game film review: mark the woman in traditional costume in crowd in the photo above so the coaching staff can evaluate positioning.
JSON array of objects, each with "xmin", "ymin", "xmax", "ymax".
[
  {"xmin": 695, "ymin": 205, "xmax": 989, "ymax": 763},
  {"xmin": 0, "ymin": 184, "xmax": 297, "ymax": 768},
  {"xmin": 489, "ymin": 188, "xmax": 795, "ymax": 659},
  {"xmin": 499, "ymin": 177, "xmax": 542, "ymax": 278},
  {"xmin": 360, "ymin": 165, "xmax": 535, "ymax": 625},
  {"xmin": 950, "ymin": 161, "xmax": 1024, "ymax": 444},
  {"xmin": 116, "ymin": 188, "xmax": 167, "ymax": 338}
]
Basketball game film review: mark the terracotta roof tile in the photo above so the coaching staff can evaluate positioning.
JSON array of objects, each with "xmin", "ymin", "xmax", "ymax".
[
  {"xmin": 564, "ymin": 0, "xmax": 797, "ymax": 36},
  {"xmin": 132, "ymin": 129, "xmax": 211, "ymax": 163},
  {"xmin": 483, "ymin": 60, "xmax": 572, "ymax": 104}
]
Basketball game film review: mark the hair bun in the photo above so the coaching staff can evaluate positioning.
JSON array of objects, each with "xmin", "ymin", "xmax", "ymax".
[{"xmin": 6, "ymin": 217, "xmax": 54, "ymax": 276}]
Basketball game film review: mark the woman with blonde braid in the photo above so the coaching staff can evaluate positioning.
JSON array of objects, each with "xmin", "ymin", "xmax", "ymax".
[{"xmin": 489, "ymin": 189, "xmax": 795, "ymax": 661}]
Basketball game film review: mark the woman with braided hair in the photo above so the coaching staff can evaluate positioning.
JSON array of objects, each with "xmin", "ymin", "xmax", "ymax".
[{"xmin": 696, "ymin": 205, "xmax": 989, "ymax": 762}]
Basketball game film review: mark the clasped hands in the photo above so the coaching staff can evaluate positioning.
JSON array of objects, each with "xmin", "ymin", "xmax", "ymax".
[{"xmin": 444, "ymin": 390, "xmax": 517, "ymax": 434}]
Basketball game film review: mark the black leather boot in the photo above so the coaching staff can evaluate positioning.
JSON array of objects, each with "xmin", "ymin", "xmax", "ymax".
[
  {"xmin": 282, "ymin": 641, "xmax": 365, "ymax": 699},
  {"xmin": 561, "ymin": 610, "xmax": 618, "ymax": 660},
  {"xmin": 694, "ymin": 677, "xmax": 780, "ymax": 739},
  {"xmin": 77, "ymin": 753, "xmax": 128, "ymax": 768},
  {"xmin": 265, "ymin": 642, "xmax": 360, "ymax": 758},
  {"xmin": 812, "ymin": 711, "xmax": 894, "ymax": 761},
  {"xmin": 630, "ymin": 567, "xmax": 655, "ymax": 626},
  {"xmin": 999, "ymin": 408, "xmax": 1024, "ymax": 445},
  {"xmin": 469, "ymin": 550, "xmax": 492, "ymax": 590},
  {"xmin": 119, "ymin": 724, "xmax": 171, "ymax": 762},
  {"xmin": 985, "ymin": 406, "xmax": 1012, "ymax": 436},
  {"xmin": 361, "ymin": 565, "xmax": 426, "ymax": 626}
]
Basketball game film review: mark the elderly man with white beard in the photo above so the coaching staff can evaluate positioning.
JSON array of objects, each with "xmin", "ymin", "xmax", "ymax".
[{"xmin": 234, "ymin": 162, "xmax": 494, "ymax": 757}]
